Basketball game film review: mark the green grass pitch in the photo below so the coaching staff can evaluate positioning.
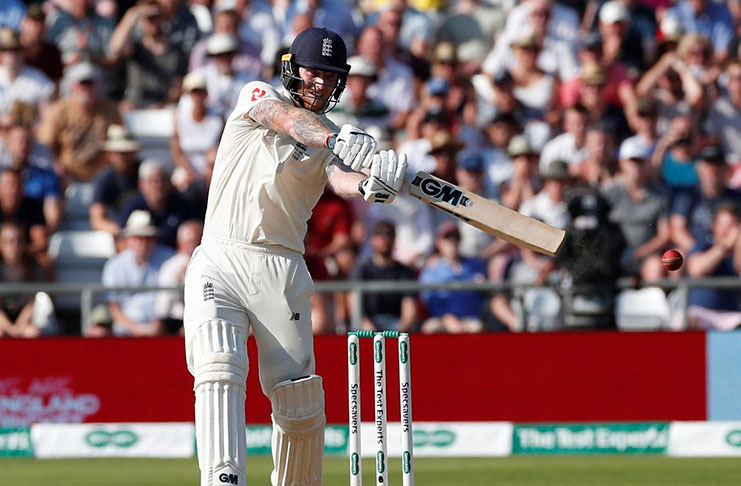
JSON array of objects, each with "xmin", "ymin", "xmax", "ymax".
[{"xmin": 2, "ymin": 456, "xmax": 741, "ymax": 485}]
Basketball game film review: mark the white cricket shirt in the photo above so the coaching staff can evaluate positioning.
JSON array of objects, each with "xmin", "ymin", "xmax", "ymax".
[{"xmin": 203, "ymin": 81, "xmax": 336, "ymax": 254}]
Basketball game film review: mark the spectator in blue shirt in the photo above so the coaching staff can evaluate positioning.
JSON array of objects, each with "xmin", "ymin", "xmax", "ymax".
[
  {"xmin": 667, "ymin": 0, "xmax": 734, "ymax": 63},
  {"xmin": 0, "ymin": 119, "xmax": 62, "ymax": 231},
  {"xmin": 686, "ymin": 204, "xmax": 741, "ymax": 330},
  {"xmin": 670, "ymin": 145, "xmax": 741, "ymax": 254},
  {"xmin": 419, "ymin": 221, "xmax": 487, "ymax": 334},
  {"xmin": 100, "ymin": 210, "xmax": 175, "ymax": 337},
  {"xmin": 0, "ymin": 0, "xmax": 26, "ymax": 33}
]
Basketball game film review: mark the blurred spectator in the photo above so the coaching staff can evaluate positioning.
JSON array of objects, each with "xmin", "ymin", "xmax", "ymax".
[
  {"xmin": 429, "ymin": 43, "xmax": 468, "ymax": 119},
  {"xmin": 667, "ymin": 0, "xmax": 735, "ymax": 63},
  {"xmin": 677, "ymin": 33, "xmax": 718, "ymax": 88},
  {"xmin": 602, "ymin": 139, "xmax": 671, "ymax": 281},
  {"xmin": 181, "ymin": 147, "xmax": 216, "ymax": 219},
  {"xmin": 621, "ymin": 97, "xmax": 660, "ymax": 164},
  {"xmin": 193, "ymin": 33, "xmax": 257, "ymax": 116},
  {"xmin": 356, "ymin": 25, "xmax": 416, "ymax": 130},
  {"xmin": 670, "ymin": 145, "xmax": 741, "ymax": 254},
  {"xmin": 500, "ymin": 135, "xmax": 540, "ymax": 211},
  {"xmin": 596, "ymin": 1, "xmax": 644, "ymax": 74},
  {"xmin": 19, "ymin": 4, "xmax": 64, "ymax": 83},
  {"xmin": 428, "ymin": 131, "xmax": 463, "ymax": 185},
  {"xmin": 45, "ymin": 0, "xmax": 114, "ymax": 67},
  {"xmin": 539, "ymin": 103, "xmax": 588, "ymax": 171},
  {"xmin": 520, "ymin": 158, "xmax": 571, "ymax": 230},
  {"xmin": 0, "ymin": 0, "xmax": 26, "ymax": 33},
  {"xmin": 332, "ymin": 55, "xmax": 391, "ymax": 131},
  {"xmin": 0, "ymin": 119, "xmax": 62, "ymax": 231},
  {"xmin": 571, "ymin": 123, "xmax": 617, "ymax": 186},
  {"xmin": 90, "ymin": 124, "xmax": 142, "ymax": 236},
  {"xmin": 551, "ymin": 189, "xmax": 626, "ymax": 329},
  {"xmin": 119, "ymin": 159, "xmax": 196, "ymax": 249},
  {"xmin": 399, "ymin": 106, "xmax": 446, "ymax": 173},
  {"xmin": 454, "ymin": 150, "xmax": 494, "ymax": 259},
  {"xmin": 99, "ymin": 209, "xmax": 175, "ymax": 337},
  {"xmin": 233, "ymin": 0, "xmax": 281, "ymax": 68},
  {"xmin": 0, "ymin": 168, "xmax": 47, "ymax": 258},
  {"xmin": 188, "ymin": 9, "xmax": 262, "ymax": 79},
  {"xmin": 508, "ymin": 33, "xmax": 559, "ymax": 125},
  {"xmin": 374, "ymin": 2, "xmax": 431, "ymax": 74},
  {"xmin": 352, "ymin": 221, "xmax": 418, "ymax": 332},
  {"xmin": 705, "ymin": 60, "xmax": 741, "ymax": 176},
  {"xmin": 0, "ymin": 27, "xmax": 55, "ymax": 116},
  {"xmin": 480, "ymin": 112, "xmax": 519, "ymax": 199},
  {"xmin": 419, "ymin": 221, "xmax": 487, "ymax": 334},
  {"xmin": 652, "ymin": 115, "xmax": 699, "ymax": 189},
  {"xmin": 285, "ymin": 0, "xmax": 361, "ymax": 47},
  {"xmin": 37, "ymin": 62, "xmax": 123, "ymax": 182},
  {"xmin": 0, "ymin": 222, "xmax": 55, "ymax": 338},
  {"xmin": 686, "ymin": 204, "xmax": 741, "ymax": 329},
  {"xmin": 576, "ymin": 62, "xmax": 630, "ymax": 143},
  {"xmin": 110, "ymin": 0, "xmax": 197, "ymax": 108},
  {"xmin": 171, "ymin": 72, "xmax": 223, "ymax": 187},
  {"xmin": 154, "ymin": 219, "xmax": 202, "ymax": 335}
]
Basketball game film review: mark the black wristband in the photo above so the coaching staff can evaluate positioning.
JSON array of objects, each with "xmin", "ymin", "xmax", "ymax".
[{"xmin": 358, "ymin": 179, "xmax": 366, "ymax": 196}]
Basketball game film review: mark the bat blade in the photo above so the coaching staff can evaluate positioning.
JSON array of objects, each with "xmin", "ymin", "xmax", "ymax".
[{"xmin": 406, "ymin": 171, "xmax": 565, "ymax": 256}]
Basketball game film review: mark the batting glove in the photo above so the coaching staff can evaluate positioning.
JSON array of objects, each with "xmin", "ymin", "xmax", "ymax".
[
  {"xmin": 359, "ymin": 150, "xmax": 408, "ymax": 204},
  {"xmin": 330, "ymin": 124, "xmax": 377, "ymax": 172}
]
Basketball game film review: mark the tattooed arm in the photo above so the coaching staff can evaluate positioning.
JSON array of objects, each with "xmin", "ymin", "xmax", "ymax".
[{"xmin": 246, "ymin": 99, "xmax": 335, "ymax": 148}]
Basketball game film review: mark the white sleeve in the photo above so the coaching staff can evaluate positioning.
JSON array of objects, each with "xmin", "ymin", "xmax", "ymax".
[{"xmin": 231, "ymin": 81, "xmax": 283, "ymax": 121}]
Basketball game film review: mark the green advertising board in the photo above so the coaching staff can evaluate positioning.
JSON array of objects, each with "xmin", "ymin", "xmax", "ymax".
[
  {"xmin": 245, "ymin": 425, "xmax": 348, "ymax": 455},
  {"xmin": 0, "ymin": 427, "xmax": 33, "ymax": 457},
  {"xmin": 513, "ymin": 423, "xmax": 669, "ymax": 455}
]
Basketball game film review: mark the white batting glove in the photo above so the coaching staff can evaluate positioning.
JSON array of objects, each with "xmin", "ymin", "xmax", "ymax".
[
  {"xmin": 359, "ymin": 150, "xmax": 408, "ymax": 204},
  {"xmin": 330, "ymin": 124, "xmax": 377, "ymax": 172}
]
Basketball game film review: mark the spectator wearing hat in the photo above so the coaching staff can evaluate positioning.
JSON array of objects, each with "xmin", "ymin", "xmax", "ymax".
[
  {"xmin": 0, "ymin": 118, "xmax": 62, "ymax": 231},
  {"xmin": 90, "ymin": 124, "xmax": 142, "ymax": 236},
  {"xmin": 508, "ymin": 33, "xmax": 559, "ymax": 125},
  {"xmin": 454, "ymin": 151, "xmax": 495, "ymax": 259},
  {"xmin": 670, "ymin": 144, "xmax": 741, "ymax": 253},
  {"xmin": 45, "ymin": 0, "xmax": 114, "ymax": 68},
  {"xmin": 577, "ymin": 62, "xmax": 631, "ymax": 142},
  {"xmin": 0, "ymin": 27, "xmax": 55, "ymax": 116},
  {"xmin": 685, "ymin": 204, "xmax": 741, "ymax": 330},
  {"xmin": 332, "ymin": 55, "xmax": 390, "ymax": 131},
  {"xmin": 571, "ymin": 123, "xmax": 617, "ymax": 186},
  {"xmin": 705, "ymin": 60, "xmax": 741, "ymax": 183},
  {"xmin": 480, "ymin": 112, "xmax": 520, "ymax": 199},
  {"xmin": 500, "ymin": 134, "xmax": 541, "ymax": 210},
  {"xmin": 602, "ymin": 138, "xmax": 671, "ymax": 281},
  {"xmin": 37, "ymin": 61, "xmax": 122, "ymax": 182},
  {"xmin": 109, "ymin": 0, "xmax": 194, "ymax": 109},
  {"xmin": 188, "ymin": 9, "xmax": 262, "ymax": 79},
  {"xmin": 539, "ymin": 103, "xmax": 589, "ymax": 171},
  {"xmin": 596, "ymin": 1, "xmax": 645, "ymax": 74},
  {"xmin": 419, "ymin": 221, "xmax": 487, "ymax": 334},
  {"xmin": 118, "ymin": 159, "xmax": 196, "ymax": 249},
  {"xmin": 430, "ymin": 43, "xmax": 468, "ymax": 115},
  {"xmin": 100, "ymin": 209, "xmax": 175, "ymax": 337},
  {"xmin": 171, "ymin": 72, "xmax": 223, "ymax": 188},
  {"xmin": 352, "ymin": 220, "xmax": 419, "ymax": 332},
  {"xmin": 667, "ymin": 0, "xmax": 734, "ymax": 64},
  {"xmin": 520, "ymin": 158, "xmax": 571, "ymax": 230},
  {"xmin": 428, "ymin": 131, "xmax": 464, "ymax": 186},
  {"xmin": 19, "ymin": 4, "xmax": 63, "ymax": 83}
]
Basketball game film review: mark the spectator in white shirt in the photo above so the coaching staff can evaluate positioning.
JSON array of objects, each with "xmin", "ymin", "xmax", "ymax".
[
  {"xmin": 0, "ymin": 28, "xmax": 54, "ymax": 116},
  {"xmin": 539, "ymin": 103, "xmax": 588, "ymax": 171},
  {"xmin": 520, "ymin": 158, "xmax": 572, "ymax": 230}
]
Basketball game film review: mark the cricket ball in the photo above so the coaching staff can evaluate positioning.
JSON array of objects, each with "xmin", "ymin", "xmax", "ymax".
[{"xmin": 662, "ymin": 249, "xmax": 683, "ymax": 272}]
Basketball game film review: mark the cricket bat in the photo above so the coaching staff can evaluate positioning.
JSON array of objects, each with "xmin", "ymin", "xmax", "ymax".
[{"xmin": 405, "ymin": 171, "xmax": 566, "ymax": 256}]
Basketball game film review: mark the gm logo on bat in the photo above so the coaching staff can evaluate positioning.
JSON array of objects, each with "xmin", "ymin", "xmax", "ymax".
[{"xmin": 411, "ymin": 175, "xmax": 472, "ymax": 208}]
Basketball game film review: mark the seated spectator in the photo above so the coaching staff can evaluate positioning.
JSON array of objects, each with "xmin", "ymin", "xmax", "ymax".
[
  {"xmin": 0, "ymin": 117, "xmax": 61, "ymax": 231},
  {"xmin": 352, "ymin": 221, "xmax": 418, "ymax": 332},
  {"xmin": 479, "ymin": 112, "xmax": 519, "ymax": 199},
  {"xmin": 499, "ymin": 135, "xmax": 541, "ymax": 211},
  {"xmin": 38, "ymin": 62, "xmax": 122, "ymax": 182},
  {"xmin": 399, "ymin": 106, "xmax": 446, "ymax": 174},
  {"xmin": 19, "ymin": 4, "xmax": 63, "ymax": 84},
  {"xmin": 171, "ymin": 72, "xmax": 223, "ymax": 186},
  {"xmin": 570, "ymin": 123, "xmax": 617, "ymax": 186},
  {"xmin": 180, "ymin": 147, "xmax": 216, "ymax": 220},
  {"xmin": 109, "ymin": 0, "xmax": 195, "ymax": 108},
  {"xmin": 539, "ymin": 103, "xmax": 588, "ymax": 171},
  {"xmin": 602, "ymin": 139, "xmax": 670, "ymax": 281},
  {"xmin": 98, "ymin": 210, "xmax": 175, "ymax": 337},
  {"xmin": 596, "ymin": 1, "xmax": 645, "ymax": 77},
  {"xmin": 454, "ymin": 151, "xmax": 495, "ymax": 259},
  {"xmin": 428, "ymin": 131, "xmax": 463, "ymax": 186},
  {"xmin": 45, "ymin": 0, "xmax": 114, "ymax": 67},
  {"xmin": 705, "ymin": 60, "xmax": 741, "ymax": 183},
  {"xmin": 508, "ymin": 33, "xmax": 558, "ymax": 124},
  {"xmin": 667, "ymin": 0, "xmax": 734, "ymax": 64},
  {"xmin": 419, "ymin": 221, "xmax": 487, "ymax": 334},
  {"xmin": 520, "ymin": 159, "xmax": 571, "ymax": 230},
  {"xmin": 188, "ymin": 8, "xmax": 262, "ymax": 79},
  {"xmin": 652, "ymin": 115, "xmax": 699, "ymax": 189},
  {"xmin": 686, "ymin": 204, "xmax": 741, "ymax": 329},
  {"xmin": 576, "ymin": 63, "xmax": 630, "ymax": 143},
  {"xmin": 155, "ymin": 220, "xmax": 202, "ymax": 335},
  {"xmin": 331, "ymin": 55, "xmax": 391, "ymax": 131},
  {"xmin": 0, "ymin": 221, "xmax": 56, "ymax": 338},
  {"xmin": 119, "ymin": 159, "xmax": 196, "ymax": 249},
  {"xmin": 670, "ymin": 145, "xmax": 741, "ymax": 253},
  {"xmin": 676, "ymin": 33, "xmax": 718, "ymax": 88},
  {"xmin": 620, "ymin": 97, "xmax": 660, "ymax": 165},
  {"xmin": 0, "ymin": 168, "xmax": 46, "ymax": 259},
  {"xmin": 0, "ymin": 27, "xmax": 55, "ymax": 116},
  {"xmin": 90, "ymin": 124, "xmax": 142, "ymax": 236}
]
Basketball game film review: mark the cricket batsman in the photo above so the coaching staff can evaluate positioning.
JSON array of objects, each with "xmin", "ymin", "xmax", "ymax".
[{"xmin": 183, "ymin": 27, "xmax": 407, "ymax": 486}]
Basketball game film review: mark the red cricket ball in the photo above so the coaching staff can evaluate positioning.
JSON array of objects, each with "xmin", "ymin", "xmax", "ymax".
[{"xmin": 662, "ymin": 249, "xmax": 684, "ymax": 272}]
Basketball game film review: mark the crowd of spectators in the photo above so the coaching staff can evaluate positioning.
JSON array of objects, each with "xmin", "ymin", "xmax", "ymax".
[{"xmin": 0, "ymin": 0, "xmax": 740, "ymax": 337}]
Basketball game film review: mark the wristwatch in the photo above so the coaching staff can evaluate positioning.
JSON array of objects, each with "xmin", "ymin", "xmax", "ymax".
[{"xmin": 326, "ymin": 133, "xmax": 338, "ymax": 150}]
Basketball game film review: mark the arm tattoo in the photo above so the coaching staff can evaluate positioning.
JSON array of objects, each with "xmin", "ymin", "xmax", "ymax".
[{"xmin": 248, "ymin": 100, "xmax": 334, "ymax": 148}]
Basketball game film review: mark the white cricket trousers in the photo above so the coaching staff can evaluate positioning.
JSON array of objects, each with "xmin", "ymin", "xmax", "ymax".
[{"xmin": 183, "ymin": 236, "xmax": 316, "ymax": 486}]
